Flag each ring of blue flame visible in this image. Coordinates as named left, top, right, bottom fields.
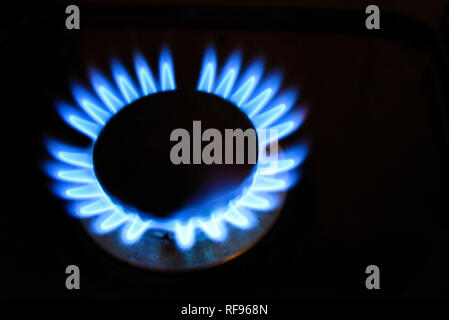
left=45, top=47, right=307, bottom=250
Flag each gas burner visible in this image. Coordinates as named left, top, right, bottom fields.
left=45, top=47, right=307, bottom=271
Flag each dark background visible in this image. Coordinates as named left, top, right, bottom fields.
left=1, top=1, right=449, bottom=302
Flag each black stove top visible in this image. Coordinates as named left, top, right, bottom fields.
left=1, top=2, right=449, bottom=306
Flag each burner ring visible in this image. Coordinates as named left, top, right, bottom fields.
left=45, top=46, right=307, bottom=271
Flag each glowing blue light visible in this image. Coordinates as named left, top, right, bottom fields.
left=76, top=197, right=114, bottom=217
left=197, top=47, right=217, bottom=93
left=45, top=46, right=307, bottom=250
left=71, top=84, right=112, bottom=125
left=197, top=213, right=227, bottom=241
left=93, top=209, right=129, bottom=234
left=259, top=144, right=308, bottom=176
left=159, top=47, right=176, bottom=91
left=241, top=73, right=282, bottom=117
left=46, top=139, right=92, bottom=167
left=253, top=89, right=298, bottom=129
left=236, top=191, right=273, bottom=210
left=45, top=163, right=95, bottom=183
left=56, top=102, right=101, bottom=139
left=175, top=220, right=196, bottom=250
left=230, top=59, right=264, bottom=106
left=134, top=52, right=157, bottom=95
left=120, top=214, right=151, bottom=245
left=90, top=69, right=125, bottom=112
left=215, top=51, right=242, bottom=98
left=222, top=204, right=252, bottom=228
left=258, top=110, right=306, bottom=148
left=111, top=59, right=140, bottom=103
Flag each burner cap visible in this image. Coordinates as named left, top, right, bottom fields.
left=93, top=90, right=258, bottom=219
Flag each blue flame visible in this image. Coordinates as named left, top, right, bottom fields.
left=90, top=70, right=125, bottom=112
left=134, top=52, right=157, bottom=95
left=230, top=59, right=264, bottom=107
left=111, top=59, right=140, bottom=103
left=45, top=47, right=307, bottom=250
left=215, top=51, right=242, bottom=98
left=159, top=47, right=176, bottom=91
left=197, top=46, right=217, bottom=93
